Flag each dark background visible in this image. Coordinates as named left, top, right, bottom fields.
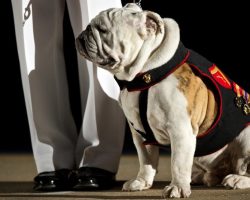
left=1, top=0, right=249, bottom=153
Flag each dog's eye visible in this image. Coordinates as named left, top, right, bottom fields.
left=97, top=26, right=108, bottom=34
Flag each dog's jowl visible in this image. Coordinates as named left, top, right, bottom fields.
left=76, top=3, right=250, bottom=198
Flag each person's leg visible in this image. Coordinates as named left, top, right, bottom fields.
left=11, top=0, right=78, bottom=190
left=66, top=0, right=125, bottom=189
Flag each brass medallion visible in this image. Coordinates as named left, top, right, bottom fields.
left=142, top=73, right=151, bottom=84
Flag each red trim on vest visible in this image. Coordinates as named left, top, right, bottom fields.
left=127, top=51, right=191, bottom=92
left=189, top=64, right=223, bottom=139
left=246, top=123, right=250, bottom=127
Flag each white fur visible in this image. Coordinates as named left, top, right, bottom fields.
left=120, top=75, right=196, bottom=197
left=77, top=4, right=250, bottom=198
left=122, top=123, right=159, bottom=191
left=142, top=18, right=180, bottom=73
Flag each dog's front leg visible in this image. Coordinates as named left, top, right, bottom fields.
left=123, top=123, right=159, bottom=191
left=163, top=122, right=196, bottom=198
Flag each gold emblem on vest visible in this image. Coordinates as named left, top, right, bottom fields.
left=142, top=74, right=151, bottom=84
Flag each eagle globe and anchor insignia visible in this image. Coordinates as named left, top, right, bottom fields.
left=142, top=73, right=152, bottom=83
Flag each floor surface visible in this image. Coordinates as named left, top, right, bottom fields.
left=0, top=154, right=250, bottom=200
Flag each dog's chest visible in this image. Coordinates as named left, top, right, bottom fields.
left=119, top=74, right=189, bottom=145
left=119, top=90, right=142, bottom=130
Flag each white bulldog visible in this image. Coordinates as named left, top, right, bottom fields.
left=76, top=3, right=250, bottom=198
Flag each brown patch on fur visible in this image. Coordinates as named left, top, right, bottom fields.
left=173, top=63, right=218, bottom=136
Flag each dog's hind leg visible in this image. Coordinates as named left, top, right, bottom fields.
left=122, top=124, right=159, bottom=191
left=222, top=174, right=250, bottom=189
left=222, top=125, right=250, bottom=189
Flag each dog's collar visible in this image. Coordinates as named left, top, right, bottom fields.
left=115, top=42, right=190, bottom=92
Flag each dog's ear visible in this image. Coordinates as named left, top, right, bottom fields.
left=145, top=11, right=164, bottom=35
left=135, top=11, right=164, bottom=40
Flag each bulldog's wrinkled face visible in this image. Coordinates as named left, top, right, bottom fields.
left=76, top=3, right=164, bottom=79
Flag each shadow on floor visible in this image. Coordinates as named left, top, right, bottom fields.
left=0, top=181, right=229, bottom=199
left=0, top=181, right=169, bottom=198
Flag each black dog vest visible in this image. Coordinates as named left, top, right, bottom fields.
left=116, top=42, right=250, bottom=157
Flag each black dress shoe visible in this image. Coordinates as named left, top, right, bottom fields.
left=72, top=167, right=116, bottom=190
left=33, top=169, right=72, bottom=191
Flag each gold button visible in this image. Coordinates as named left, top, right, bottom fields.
left=142, top=73, right=151, bottom=84
left=243, top=104, right=250, bottom=115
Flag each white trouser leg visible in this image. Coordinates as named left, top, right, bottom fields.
left=66, top=0, right=125, bottom=173
left=11, top=0, right=78, bottom=173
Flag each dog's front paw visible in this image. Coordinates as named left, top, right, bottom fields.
left=122, top=177, right=152, bottom=191
left=222, top=174, right=250, bottom=189
left=162, top=184, right=191, bottom=198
